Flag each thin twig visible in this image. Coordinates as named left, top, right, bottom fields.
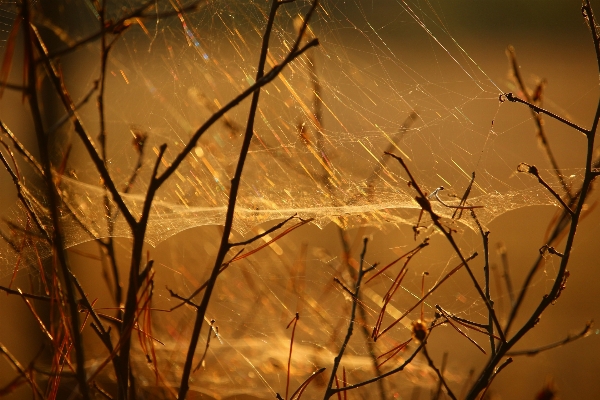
left=375, top=252, right=477, bottom=339
left=289, top=368, right=327, bottom=400
left=0, top=343, right=45, bottom=398
left=433, top=352, right=449, bottom=400
left=436, top=306, right=487, bottom=354
left=422, top=344, right=456, bottom=400
left=193, top=319, right=216, bottom=372
left=430, top=187, right=483, bottom=210
left=22, top=3, right=90, bottom=397
left=328, top=320, right=436, bottom=396
left=496, top=243, right=515, bottom=307
left=230, top=214, right=298, bottom=246
left=507, top=322, right=592, bottom=356
left=470, top=209, right=496, bottom=356
left=385, top=152, right=506, bottom=343
left=46, top=0, right=208, bottom=60
left=517, top=163, right=574, bottom=216
left=31, top=26, right=137, bottom=229
left=506, top=46, right=572, bottom=199
left=323, top=238, right=369, bottom=399
left=0, top=285, right=50, bottom=301
left=177, top=3, right=320, bottom=398
left=0, top=120, right=43, bottom=176
left=477, top=357, right=513, bottom=400
left=286, top=312, right=300, bottom=400
left=505, top=155, right=600, bottom=334
left=467, top=3, right=599, bottom=396
left=0, top=148, right=49, bottom=241
left=503, top=93, right=589, bottom=136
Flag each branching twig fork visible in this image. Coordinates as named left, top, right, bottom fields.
left=323, top=238, right=369, bottom=400
left=22, top=3, right=90, bottom=397
left=375, top=252, right=477, bottom=339
left=466, top=2, right=600, bottom=397
left=506, top=46, right=573, bottom=200
left=422, top=344, right=456, bottom=400
left=177, top=2, right=320, bottom=398
left=384, top=151, right=506, bottom=343
left=506, top=322, right=592, bottom=356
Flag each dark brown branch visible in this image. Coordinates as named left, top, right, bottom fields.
left=193, top=319, right=216, bottom=372
left=47, top=80, right=99, bottom=136
left=470, top=210, right=496, bottom=355
left=506, top=46, right=572, bottom=199
left=376, top=252, right=477, bottom=339
left=539, top=244, right=564, bottom=258
left=422, top=344, right=456, bottom=400
left=333, top=277, right=355, bottom=298
left=328, top=321, right=436, bottom=396
left=323, top=238, right=369, bottom=399
left=289, top=368, right=327, bottom=400
left=31, top=26, right=137, bottom=229
left=517, top=163, right=574, bottom=216
left=436, top=307, right=487, bottom=354
left=384, top=152, right=506, bottom=343
left=23, top=3, right=90, bottom=397
left=46, top=0, right=207, bottom=60
left=93, top=382, right=114, bottom=400
left=0, top=121, right=43, bottom=176
left=497, top=242, right=515, bottom=307
left=286, top=312, right=300, bottom=400
left=229, top=214, right=298, bottom=246
left=155, top=38, right=319, bottom=188
left=505, top=157, right=598, bottom=334
left=583, top=1, right=600, bottom=75
left=177, top=2, right=320, bottom=397
left=435, top=305, right=491, bottom=331
left=0, top=147, right=49, bottom=240
left=478, top=357, right=513, bottom=400
left=468, top=4, right=599, bottom=396
left=503, top=93, right=589, bottom=136
left=0, top=343, right=45, bottom=398
left=167, top=286, right=199, bottom=308
left=430, top=187, right=483, bottom=210
left=0, top=285, right=50, bottom=301
left=451, top=171, right=476, bottom=220
left=507, top=322, right=592, bottom=356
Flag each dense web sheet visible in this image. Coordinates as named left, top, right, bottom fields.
left=23, top=0, right=569, bottom=248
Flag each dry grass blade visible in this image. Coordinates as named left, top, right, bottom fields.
left=376, top=338, right=412, bottom=368
left=0, top=343, right=44, bottom=398
left=290, top=368, right=327, bottom=400
left=375, top=253, right=477, bottom=340
left=436, top=306, right=487, bottom=354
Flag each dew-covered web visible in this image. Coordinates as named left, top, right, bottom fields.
left=0, top=0, right=586, bottom=397
left=45, top=0, right=572, bottom=248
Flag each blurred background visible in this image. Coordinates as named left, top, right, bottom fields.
left=0, top=1, right=598, bottom=399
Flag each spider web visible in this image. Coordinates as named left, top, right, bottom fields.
left=44, top=0, right=573, bottom=249
left=0, top=1, right=592, bottom=398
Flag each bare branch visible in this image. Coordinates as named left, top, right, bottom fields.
left=503, top=93, right=590, bottom=136
left=517, top=163, right=574, bottom=216
left=507, top=322, right=592, bottom=356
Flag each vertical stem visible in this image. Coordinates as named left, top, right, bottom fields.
left=323, top=238, right=368, bottom=400
left=176, top=1, right=321, bottom=398
left=482, top=231, right=495, bottom=357
left=22, top=2, right=90, bottom=399
left=96, top=0, right=123, bottom=312
left=468, top=6, right=600, bottom=397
